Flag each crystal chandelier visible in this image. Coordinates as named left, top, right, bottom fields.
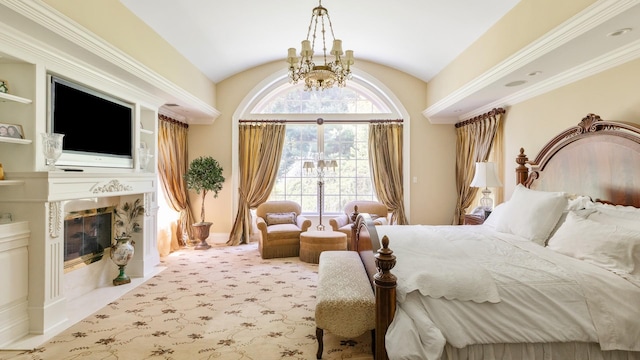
left=286, top=0, right=354, bottom=91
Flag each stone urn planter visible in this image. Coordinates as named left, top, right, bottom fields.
left=192, top=222, right=213, bottom=250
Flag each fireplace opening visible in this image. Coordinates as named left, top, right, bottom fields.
left=64, top=206, right=115, bottom=272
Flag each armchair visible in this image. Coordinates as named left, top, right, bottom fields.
left=329, top=200, right=388, bottom=249
left=256, top=200, right=311, bottom=259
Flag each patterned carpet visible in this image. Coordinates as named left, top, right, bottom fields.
left=0, top=243, right=373, bottom=360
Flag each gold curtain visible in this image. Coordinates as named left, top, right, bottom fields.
left=157, top=115, right=196, bottom=249
left=368, top=122, right=408, bottom=224
left=487, top=118, right=505, bottom=205
left=228, top=123, right=286, bottom=245
left=453, top=108, right=505, bottom=225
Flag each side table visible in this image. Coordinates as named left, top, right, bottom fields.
left=464, top=214, right=485, bottom=225
left=300, top=230, right=348, bottom=264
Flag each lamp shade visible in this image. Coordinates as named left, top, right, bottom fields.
left=470, top=162, right=502, bottom=188
left=303, top=161, right=315, bottom=172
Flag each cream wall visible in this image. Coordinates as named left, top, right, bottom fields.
left=188, top=59, right=459, bottom=233
left=501, top=57, right=640, bottom=199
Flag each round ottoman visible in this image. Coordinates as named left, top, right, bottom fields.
left=299, top=230, right=348, bottom=263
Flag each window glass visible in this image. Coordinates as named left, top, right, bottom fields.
left=252, top=84, right=390, bottom=114
left=270, top=123, right=376, bottom=214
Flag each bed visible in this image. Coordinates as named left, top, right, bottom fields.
left=352, top=113, right=640, bottom=360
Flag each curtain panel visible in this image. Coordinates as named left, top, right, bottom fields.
left=369, top=122, right=408, bottom=224
left=228, top=123, right=286, bottom=245
left=453, top=108, right=505, bottom=225
left=157, top=115, right=195, bottom=251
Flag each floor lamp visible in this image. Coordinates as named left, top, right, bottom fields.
left=470, top=161, right=502, bottom=214
left=304, top=156, right=337, bottom=231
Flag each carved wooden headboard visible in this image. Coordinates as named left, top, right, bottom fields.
left=516, top=113, right=640, bottom=207
left=353, top=113, right=640, bottom=360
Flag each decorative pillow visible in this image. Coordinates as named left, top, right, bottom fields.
left=494, top=184, right=567, bottom=245
left=265, top=212, right=297, bottom=226
left=547, top=212, right=640, bottom=279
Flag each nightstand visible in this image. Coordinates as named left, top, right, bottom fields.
left=464, top=214, right=485, bottom=225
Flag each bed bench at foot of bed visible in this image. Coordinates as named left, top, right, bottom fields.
left=315, top=250, right=376, bottom=359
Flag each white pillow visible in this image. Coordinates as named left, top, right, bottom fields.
left=587, top=211, right=640, bottom=233
left=495, top=184, right=567, bottom=245
left=548, top=208, right=595, bottom=239
left=547, top=212, right=640, bottom=279
left=586, top=202, right=640, bottom=219
left=483, top=202, right=506, bottom=228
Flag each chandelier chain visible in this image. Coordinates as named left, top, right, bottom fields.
left=320, top=13, right=328, bottom=66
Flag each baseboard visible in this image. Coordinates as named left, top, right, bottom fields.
left=210, top=232, right=229, bottom=244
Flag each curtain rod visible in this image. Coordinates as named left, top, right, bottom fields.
left=239, top=118, right=403, bottom=124
left=159, top=114, right=189, bottom=128
left=455, top=108, right=505, bottom=128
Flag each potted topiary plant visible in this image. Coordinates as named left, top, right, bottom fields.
left=185, top=156, right=225, bottom=250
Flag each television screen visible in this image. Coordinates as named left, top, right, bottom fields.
left=49, top=76, right=134, bottom=168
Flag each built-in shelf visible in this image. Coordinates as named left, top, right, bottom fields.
left=0, top=137, right=31, bottom=145
left=0, top=180, right=25, bottom=186
left=0, top=92, right=32, bottom=104
left=140, top=129, right=153, bottom=135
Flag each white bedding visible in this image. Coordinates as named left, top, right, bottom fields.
left=375, top=224, right=640, bottom=360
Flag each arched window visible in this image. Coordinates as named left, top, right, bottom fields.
left=252, top=82, right=390, bottom=115
left=235, top=72, right=407, bottom=216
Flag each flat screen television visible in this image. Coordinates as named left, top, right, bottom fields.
left=48, top=75, right=134, bottom=168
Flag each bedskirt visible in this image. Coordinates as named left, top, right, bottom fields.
left=441, top=343, right=640, bottom=360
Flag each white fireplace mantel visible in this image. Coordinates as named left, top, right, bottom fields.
left=1, top=171, right=156, bottom=202
left=0, top=170, right=160, bottom=349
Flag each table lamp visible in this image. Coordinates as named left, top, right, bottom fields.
left=470, top=161, right=502, bottom=211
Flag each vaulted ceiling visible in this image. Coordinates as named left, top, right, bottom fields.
left=120, top=0, right=640, bottom=124
left=120, top=0, right=522, bottom=84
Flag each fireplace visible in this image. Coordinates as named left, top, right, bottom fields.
left=64, top=206, right=115, bottom=273
left=0, top=171, right=159, bottom=347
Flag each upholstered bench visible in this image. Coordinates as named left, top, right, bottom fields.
left=315, top=251, right=375, bottom=359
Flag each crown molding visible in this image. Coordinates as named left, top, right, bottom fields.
left=2, top=0, right=220, bottom=122
left=460, top=38, right=640, bottom=121
left=423, top=0, right=639, bottom=123
left=0, top=19, right=165, bottom=108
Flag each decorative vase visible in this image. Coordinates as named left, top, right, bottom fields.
left=110, top=236, right=135, bottom=285
left=41, top=133, right=65, bottom=171
left=192, top=222, right=212, bottom=250
left=138, top=146, right=153, bottom=170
